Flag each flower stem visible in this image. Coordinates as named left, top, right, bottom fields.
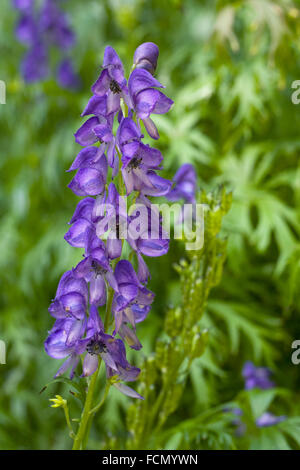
left=72, top=359, right=101, bottom=450
left=63, top=403, right=75, bottom=439
left=72, top=287, right=115, bottom=450
left=89, top=382, right=111, bottom=415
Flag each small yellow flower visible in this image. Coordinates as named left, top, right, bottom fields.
left=49, top=395, right=67, bottom=408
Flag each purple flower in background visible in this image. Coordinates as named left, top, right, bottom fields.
left=13, top=0, right=80, bottom=89
left=57, top=58, right=81, bottom=90
left=256, top=412, right=286, bottom=428
left=39, top=0, right=75, bottom=50
left=15, top=12, right=37, bottom=44
left=167, top=163, right=197, bottom=204
left=227, top=363, right=286, bottom=437
left=45, top=42, right=174, bottom=399
left=242, top=361, right=275, bottom=390
left=13, top=0, right=33, bottom=9
left=21, top=42, right=49, bottom=82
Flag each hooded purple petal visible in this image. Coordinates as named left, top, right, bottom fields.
left=74, top=117, right=99, bottom=146
left=68, top=167, right=105, bottom=197
left=64, top=218, right=92, bottom=248
left=133, top=42, right=159, bottom=75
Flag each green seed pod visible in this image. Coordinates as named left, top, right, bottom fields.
left=165, top=306, right=184, bottom=338
left=190, top=329, right=209, bottom=360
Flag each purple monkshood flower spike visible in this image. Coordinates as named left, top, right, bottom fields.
left=13, top=0, right=80, bottom=88
left=46, top=43, right=174, bottom=406
left=39, top=0, right=75, bottom=50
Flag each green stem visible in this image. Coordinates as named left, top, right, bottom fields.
left=63, top=403, right=75, bottom=439
left=72, top=359, right=101, bottom=450
left=72, top=287, right=115, bottom=450
left=89, top=383, right=111, bottom=415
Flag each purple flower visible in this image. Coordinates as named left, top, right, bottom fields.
left=45, top=316, right=86, bottom=378
left=68, top=197, right=94, bottom=223
left=167, top=164, right=197, bottom=204
left=15, top=13, right=37, bottom=45
left=256, top=412, right=286, bottom=428
left=82, top=306, right=143, bottom=399
left=128, top=68, right=173, bottom=139
left=242, top=361, right=275, bottom=390
left=112, top=261, right=154, bottom=350
left=57, top=58, right=81, bottom=90
left=68, top=153, right=107, bottom=197
left=46, top=42, right=173, bottom=401
left=48, top=270, right=88, bottom=321
left=93, top=183, right=126, bottom=259
left=117, top=117, right=171, bottom=195
left=67, top=147, right=103, bottom=172
left=133, top=42, right=159, bottom=75
left=74, top=116, right=117, bottom=170
left=13, top=0, right=34, bottom=10
left=127, top=195, right=170, bottom=260
left=73, top=230, right=118, bottom=307
left=91, top=46, right=129, bottom=116
left=13, top=0, right=79, bottom=87
left=64, top=197, right=95, bottom=248
left=21, top=42, right=49, bottom=82
left=39, top=0, right=75, bottom=50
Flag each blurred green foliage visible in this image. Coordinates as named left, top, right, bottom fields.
left=1, top=0, right=300, bottom=450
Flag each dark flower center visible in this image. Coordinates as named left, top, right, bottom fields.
left=91, top=260, right=107, bottom=277
left=127, top=157, right=142, bottom=172
left=86, top=339, right=107, bottom=355
left=110, top=80, right=121, bottom=94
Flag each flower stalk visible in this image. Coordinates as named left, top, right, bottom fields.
left=45, top=42, right=176, bottom=449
